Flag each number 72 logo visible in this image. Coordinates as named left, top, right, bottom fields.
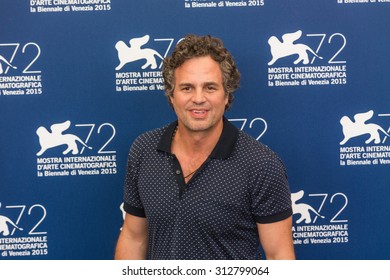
left=0, top=42, right=41, bottom=74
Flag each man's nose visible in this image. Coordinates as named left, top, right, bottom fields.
left=192, top=88, right=206, bottom=103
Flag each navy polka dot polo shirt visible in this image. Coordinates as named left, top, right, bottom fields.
left=123, top=117, right=292, bottom=259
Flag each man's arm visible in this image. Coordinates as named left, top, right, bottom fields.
left=114, top=213, right=148, bottom=260
left=257, top=216, right=295, bottom=260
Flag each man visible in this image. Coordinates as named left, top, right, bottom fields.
left=115, top=34, right=295, bottom=260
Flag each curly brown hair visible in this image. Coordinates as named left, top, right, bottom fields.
left=162, top=34, right=240, bottom=110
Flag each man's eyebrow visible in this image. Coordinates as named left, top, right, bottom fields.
left=176, top=81, right=220, bottom=88
left=204, top=81, right=219, bottom=86
left=177, top=82, right=193, bottom=87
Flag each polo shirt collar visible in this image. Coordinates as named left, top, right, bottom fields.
left=157, top=117, right=239, bottom=159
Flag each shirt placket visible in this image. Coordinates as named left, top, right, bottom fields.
left=169, top=154, right=185, bottom=258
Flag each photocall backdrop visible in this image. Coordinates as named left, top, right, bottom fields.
left=1, top=0, right=389, bottom=260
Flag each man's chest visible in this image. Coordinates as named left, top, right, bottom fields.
left=137, top=156, right=254, bottom=231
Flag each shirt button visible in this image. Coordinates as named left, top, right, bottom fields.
left=176, top=170, right=181, bottom=175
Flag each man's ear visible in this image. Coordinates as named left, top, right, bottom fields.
left=169, top=94, right=174, bottom=106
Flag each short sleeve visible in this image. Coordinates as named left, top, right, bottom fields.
left=251, top=151, right=292, bottom=224
left=123, top=137, right=146, bottom=218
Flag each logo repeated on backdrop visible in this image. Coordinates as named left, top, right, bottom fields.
left=339, top=110, right=390, bottom=166
left=267, top=30, right=347, bottom=87
left=114, top=35, right=180, bottom=93
left=29, top=0, right=112, bottom=13
left=0, top=42, right=43, bottom=96
left=183, top=0, right=265, bottom=9
left=228, top=117, right=268, bottom=140
left=0, top=202, right=49, bottom=258
left=35, top=120, right=117, bottom=177
left=291, top=190, right=349, bottom=246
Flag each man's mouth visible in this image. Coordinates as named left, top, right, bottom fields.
left=192, top=110, right=206, bottom=114
left=189, top=109, right=208, bottom=117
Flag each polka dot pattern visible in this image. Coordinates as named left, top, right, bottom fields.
left=123, top=119, right=292, bottom=259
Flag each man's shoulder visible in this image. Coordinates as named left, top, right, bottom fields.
left=235, top=130, right=285, bottom=164
left=236, top=130, right=273, bottom=154
left=234, top=132, right=288, bottom=178
left=136, top=125, right=167, bottom=142
left=131, top=124, right=171, bottom=151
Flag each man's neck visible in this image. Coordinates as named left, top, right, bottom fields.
left=172, top=120, right=223, bottom=158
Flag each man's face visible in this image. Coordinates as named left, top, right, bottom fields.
left=170, top=55, right=228, bottom=133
